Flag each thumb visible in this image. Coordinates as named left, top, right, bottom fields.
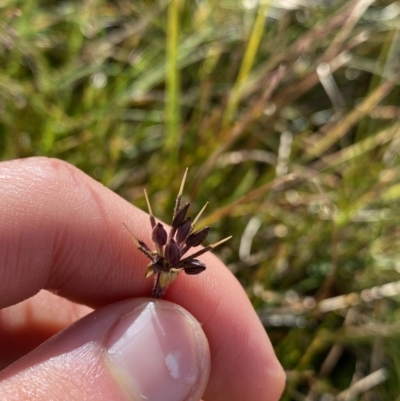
left=0, top=299, right=210, bottom=401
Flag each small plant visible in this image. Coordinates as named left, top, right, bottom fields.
left=124, top=168, right=231, bottom=298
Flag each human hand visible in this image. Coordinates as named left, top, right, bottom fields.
left=0, top=157, right=285, bottom=401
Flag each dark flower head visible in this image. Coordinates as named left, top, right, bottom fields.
left=179, top=259, right=206, bottom=275
left=186, top=227, right=210, bottom=248
left=164, top=238, right=180, bottom=265
left=172, top=202, right=190, bottom=229
left=176, top=217, right=191, bottom=245
left=151, top=222, right=167, bottom=247
left=124, top=168, right=231, bottom=299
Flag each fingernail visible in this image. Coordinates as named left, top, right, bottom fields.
left=106, top=301, right=210, bottom=401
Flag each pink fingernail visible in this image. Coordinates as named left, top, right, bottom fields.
left=106, top=301, right=210, bottom=401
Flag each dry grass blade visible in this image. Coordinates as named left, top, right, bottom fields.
left=305, top=71, right=400, bottom=160
left=314, top=121, right=400, bottom=170
left=200, top=173, right=296, bottom=226
left=262, top=0, right=369, bottom=74
left=337, top=369, right=388, bottom=401
left=323, top=0, right=376, bottom=60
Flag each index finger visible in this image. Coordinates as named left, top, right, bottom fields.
left=0, top=157, right=285, bottom=401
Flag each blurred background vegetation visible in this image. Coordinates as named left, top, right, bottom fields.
left=1, top=0, right=400, bottom=399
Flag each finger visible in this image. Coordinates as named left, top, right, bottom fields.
left=0, top=290, right=92, bottom=369
left=0, top=298, right=210, bottom=401
left=0, top=157, right=285, bottom=401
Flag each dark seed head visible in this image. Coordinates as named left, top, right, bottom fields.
left=126, top=168, right=232, bottom=300
left=179, top=259, right=206, bottom=275
left=151, top=222, right=168, bottom=247
left=176, top=217, right=192, bottom=244
left=164, top=238, right=180, bottom=265
left=172, top=202, right=190, bottom=229
left=185, top=226, right=210, bottom=248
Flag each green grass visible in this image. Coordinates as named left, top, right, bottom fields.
left=1, top=0, right=400, bottom=399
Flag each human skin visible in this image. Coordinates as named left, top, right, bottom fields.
left=0, top=157, right=285, bottom=401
